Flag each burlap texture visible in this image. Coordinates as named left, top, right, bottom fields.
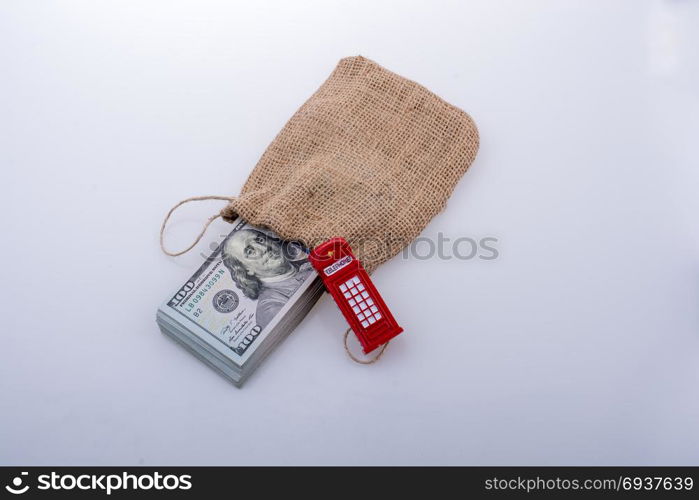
left=220, top=56, right=479, bottom=272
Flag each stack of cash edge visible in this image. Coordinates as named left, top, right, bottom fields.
left=157, top=217, right=323, bottom=387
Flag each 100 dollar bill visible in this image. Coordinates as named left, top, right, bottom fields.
left=161, top=218, right=318, bottom=366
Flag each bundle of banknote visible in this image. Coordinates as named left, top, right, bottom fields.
left=157, top=217, right=323, bottom=386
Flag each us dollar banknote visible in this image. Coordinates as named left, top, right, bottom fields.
left=157, top=218, right=323, bottom=385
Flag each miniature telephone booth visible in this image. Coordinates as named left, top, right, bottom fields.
left=309, top=238, right=403, bottom=353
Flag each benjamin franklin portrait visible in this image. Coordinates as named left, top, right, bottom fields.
left=221, top=227, right=313, bottom=330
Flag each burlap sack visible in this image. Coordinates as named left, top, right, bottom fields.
left=219, top=56, right=479, bottom=272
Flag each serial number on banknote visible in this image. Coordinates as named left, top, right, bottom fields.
left=183, top=269, right=226, bottom=314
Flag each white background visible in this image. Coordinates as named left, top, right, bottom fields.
left=1, top=0, right=698, bottom=465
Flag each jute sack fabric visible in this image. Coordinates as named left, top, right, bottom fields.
left=219, top=56, right=479, bottom=272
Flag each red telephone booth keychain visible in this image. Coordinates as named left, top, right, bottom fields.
left=309, top=238, right=404, bottom=354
